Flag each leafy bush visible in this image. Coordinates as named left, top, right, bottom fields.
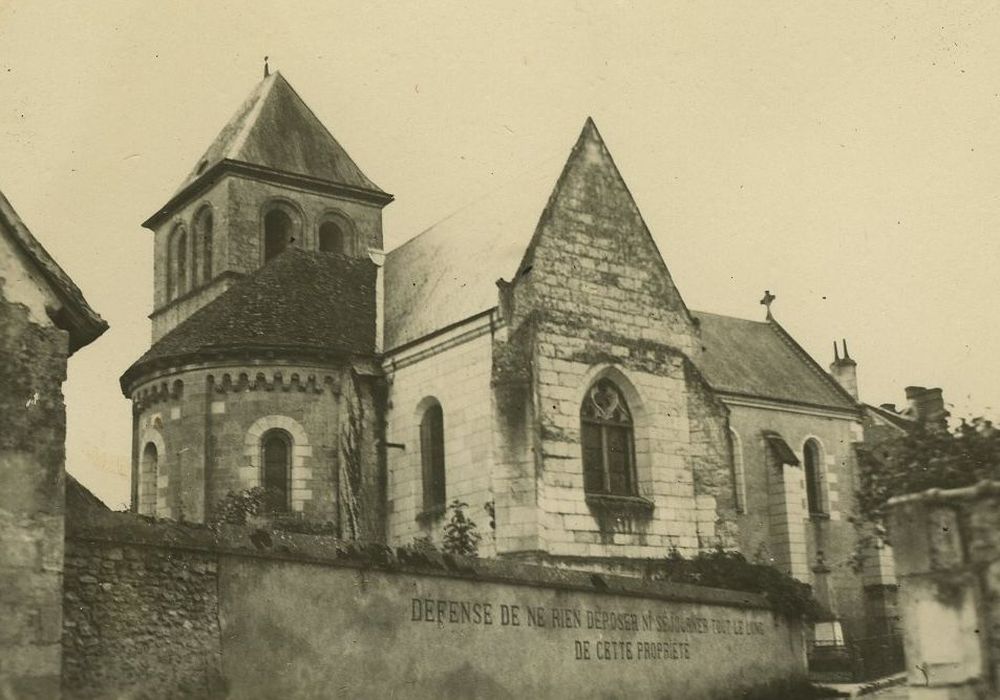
left=210, top=487, right=268, bottom=526
left=656, top=547, right=823, bottom=620
left=209, top=487, right=336, bottom=535
left=442, top=500, right=480, bottom=557
left=857, top=417, right=1000, bottom=530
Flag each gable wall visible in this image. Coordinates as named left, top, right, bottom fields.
left=0, top=232, right=70, bottom=697
left=500, top=129, right=736, bottom=564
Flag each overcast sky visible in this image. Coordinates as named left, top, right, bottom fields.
left=3, top=1, right=998, bottom=507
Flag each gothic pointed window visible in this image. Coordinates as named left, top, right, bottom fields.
left=804, top=438, right=825, bottom=516
left=419, top=402, right=446, bottom=512
left=264, top=209, right=295, bottom=262
left=581, top=379, right=636, bottom=496
left=261, top=429, right=291, bottom=513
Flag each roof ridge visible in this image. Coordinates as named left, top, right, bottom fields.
left=386, top=153, right=565, bottom=257
left=0, top=186, right=108, bottom=353
left=226, top=72, right=278, bottom=160
left=765, top=317, right=860, bottom=408
left=690, top=308, right=769, bottom=325
left=270, top=73, right=384, bottom=194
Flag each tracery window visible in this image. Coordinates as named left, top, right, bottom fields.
left=581, top=379, right=636, bottom=496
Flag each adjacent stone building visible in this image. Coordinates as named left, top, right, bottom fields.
left=121, top=71, right=901, bottom=646
left=0, top=188, right=107, bottom=698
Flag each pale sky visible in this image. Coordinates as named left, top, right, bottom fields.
left=2, top=1, right=998, bottom=507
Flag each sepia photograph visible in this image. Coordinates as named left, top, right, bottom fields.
left=2, top=2, right=999, bottom=698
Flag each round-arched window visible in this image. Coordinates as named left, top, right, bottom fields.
left=318, top=220, right=345, bottom=253
left=195, top=206, right=214, bottom=283
left=804, top=438, right=825, bottom=516
left=261, top=429, right=291, bottom=513
left=419, top=401, right=446, bottom=511
left=264, top=209, right=295, bottom=262
left=140, top=442, right=158, bottom=516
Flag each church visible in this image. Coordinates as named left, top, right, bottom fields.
left=120, top=70, right=896, bottom=646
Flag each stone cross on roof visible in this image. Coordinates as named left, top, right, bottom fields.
left=760, top=289, right=776, bottom=319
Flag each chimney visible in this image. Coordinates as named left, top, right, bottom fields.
left=829, top=339, right=858, bottom=400
left=904, top=386, right=949, bottom=428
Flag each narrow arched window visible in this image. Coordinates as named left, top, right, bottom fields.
left=318, top=220, right=344, bottom=253
left=261, top=429, right=291, bottom=513
left=804, top=439, right=825, bottom=516
left=264, top=209, right=294, bottom=262
left=581, top=379, right=636, bottom=496
left=140, top=442, right=158, bottom=516
left=731, top=428, right=747, bottom=514
left=195, top=207, right=213, bottom=282
left=419, top=402, right=446, bottom=511
left=168, top=226, right=188, bottom=299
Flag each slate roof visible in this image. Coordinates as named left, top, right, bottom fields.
left=691, top=311, right=857, bottom=411
left=384, top=120, right=856, bottom=413
left=0, top=186, right=108, bottom=353
left=145, top=72, right=390, bottom=227
left=66, top=473, right=110, bottom=515
left=121, top=248, right=376, bottom=391
left=180, top=71, right=384, bottom=195
left=384, top=154, right=566, bottom=349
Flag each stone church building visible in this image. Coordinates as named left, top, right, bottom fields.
left=121, top=71, right=896, bottom=644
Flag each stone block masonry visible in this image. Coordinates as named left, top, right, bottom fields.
left=0, top=250, right=72, bottom=699
left=62, top=510, right=808, bottom=699
left=888, top=481, right=1000, bottom=699
left=62, top=539, right=223, bottom=698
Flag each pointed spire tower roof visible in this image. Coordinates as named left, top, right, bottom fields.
left=144, top=71, right=391, bottom=228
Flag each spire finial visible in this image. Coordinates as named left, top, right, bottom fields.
left=842, top=339, right=850, bottom=360
left=760, top=290, right=776, bottom=319
left=264, top=56, right=270, bottom=78
left=833, top=341, right=840, bottom=362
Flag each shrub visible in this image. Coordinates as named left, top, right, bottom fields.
left=656, top=547, right=823, bottom=620
left=442, top=500, right=480, bottom=557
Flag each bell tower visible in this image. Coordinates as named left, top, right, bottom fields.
left=141, top=70, right=393, bottom=341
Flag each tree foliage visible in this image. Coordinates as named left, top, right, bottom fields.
left=856, top=417, right=1000, bottom=531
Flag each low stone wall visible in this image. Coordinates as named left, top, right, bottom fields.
left=888, top=481, right=1000, bottom=699
left=64, top=511, right=807, bottom=699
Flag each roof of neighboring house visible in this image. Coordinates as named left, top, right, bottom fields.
left=0, top=186, right=108, bottom=353
left=121, top=248, right=376, bottom=392
left=145, top=72, right=391, bottom=227
left=66, top=473, right=110, bottom=516
left=692, top=311, right=857, bottom=411
left=863, top=402, right=917, bottom=432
